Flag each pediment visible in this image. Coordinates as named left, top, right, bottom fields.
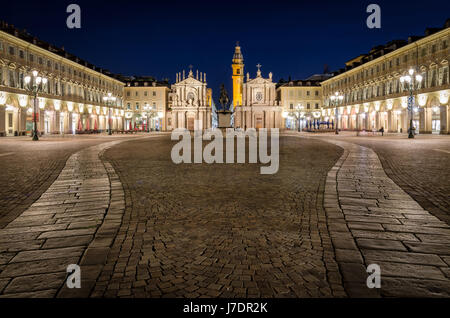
left=175, top=76, right=203, bottom=86
left=246, top=77, right=272, bottom=85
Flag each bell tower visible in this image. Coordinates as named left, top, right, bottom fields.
left=231, top=42, right=244, bottom=107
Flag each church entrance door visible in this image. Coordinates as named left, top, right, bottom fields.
left=187, top=117, right=195, bottom=130
left=255, top=117, right=263, bottom=129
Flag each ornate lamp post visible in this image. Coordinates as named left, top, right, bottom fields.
left=330, top=91, right=344, bottom=135
left=24, top=71, right=47, bottom=141
left=400, top=68, right=422, bottom=139
left=103, top=92, right=116, bottom=135
left=294, top=104, right=304, bottom=132
left=144, top=103, right=153, bottom=132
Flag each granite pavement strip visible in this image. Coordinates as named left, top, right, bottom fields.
left=318, top=137, right=450, bottom=297
left=0, top=135, right=165, bottom=297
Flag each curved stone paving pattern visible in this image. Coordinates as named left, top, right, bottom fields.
left=88, top=136, right=346, bottom=298
left=322, top=139, right=450, bottom=297
left=1, top=133, right=449, bottom=297
left=0, top=138, right=134, bottom=297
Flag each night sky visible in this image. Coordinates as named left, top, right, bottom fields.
left=2, top=0, right=449, bottom=99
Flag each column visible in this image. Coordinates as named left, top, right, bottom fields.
left=0, top=105, right=5, bottom=136
left=18, top=108, right=27, bottom=135
left=39, top=109, right=45, bottom=135
left=67, top=112, right=73, bottom=134
left=440, top=105, right=449, bottom=134
left=55, top=111, right=61, bottom=134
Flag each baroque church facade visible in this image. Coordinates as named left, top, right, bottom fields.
left=166, top=68, right=211, bottom=131
left=231, top=44, right=283, bottom=129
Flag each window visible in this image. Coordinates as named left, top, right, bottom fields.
left=126, top=91, right=130, bottom=97
left=306, top=91, right=310, bottom=96
left=431, top=44, right=436, bottom=54
left=135, top=91, right=138, bottom=96
left=47, top=60, right=51, bottom=68
left=315, top=91, right=319, bottom=96
left=127, top=103, right=131, bottom=110
left=152, top=91, right=156, bottom=96
left=289, top=103, right=293, bottom=109
left=9, top=46, right=15, bottom=55
left=306, top=103, right=310, bottom=109
left=9, top=70, right=15, bottom=87
left=315, top=103, right=319, bottom=109
left=421, top=48, right=427, bottom=57
left=55, top=63, right=59, bottom=70
left=144, top=91, right=148, bottom=96
left=39, top=57, right=43, bottom=65
left=0, top=41, right=2, bottom=50
left=135, top=102, right=139, bottom=110
left=19, top=50, right=24, bottom=58
left=29, top=54, right=34, bottom=62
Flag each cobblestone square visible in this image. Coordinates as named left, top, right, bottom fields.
left=0, top=132, right=449, bottom=298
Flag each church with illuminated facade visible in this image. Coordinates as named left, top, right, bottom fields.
left=231, top=44, right=283, bottom=129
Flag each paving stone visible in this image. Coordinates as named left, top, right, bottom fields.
left=0, top=257, right=79, bottom=277
left=3, top=272, right=66, bottom=294
left=362, top=250, right=447, bottom=266
left=356, top=238, right=407, bottom=251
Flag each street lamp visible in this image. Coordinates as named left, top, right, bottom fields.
left=24, top=70, right=48, bottom=141
left=103, top=92, right=116, bottom=135
left=294, top=104, right=304, bottom=132
left=330, top=91, right=344, bottom=135
left=144, top=103, right=153, bottom=132
left=400, top=68, right=422, bottom=139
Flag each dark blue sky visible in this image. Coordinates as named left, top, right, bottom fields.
left=2, top=0, right=449, bottom=99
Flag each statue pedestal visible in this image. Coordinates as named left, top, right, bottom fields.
left=217, top=110, right=232, bottom=128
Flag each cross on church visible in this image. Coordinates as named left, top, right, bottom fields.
left=188, top=64, right=193, bottom=71
left=256, top=63, right=262, bottom=71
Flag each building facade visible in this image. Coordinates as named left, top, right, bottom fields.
left=123, top=77, right=170, bottom=131
left=233, top=63, right=282, bottom=129
left=0, top=22, right=124, bottom=136
left=167, top=68, right=211, bottom=130
left=321, top=21, right=450, bottom=134
left=277, top=79, right=323, bottom=130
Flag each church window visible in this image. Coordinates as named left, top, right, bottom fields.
left=144, top=91, right=148, bottom=96
left=135, top=91, right=138, bottom=96
left=153, top=91, right=156, bottom=96
left=315, top=103, right=319, bottom=109
left=136, top=102, right=139, bottom=110
left=307, top=103, right=310, bottom=109
left=315, top=91, right=319, bottom=96
left=306, top=91, right=310, bottom=96
left=290, top=104, right=293, bottom=109
left=127, top=103, right=131, bottom=110
left=126, top=91, right=130, bottom=97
